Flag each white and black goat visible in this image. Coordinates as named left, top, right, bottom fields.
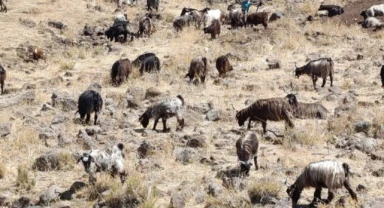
left=236, top=132, right=259, bottom=177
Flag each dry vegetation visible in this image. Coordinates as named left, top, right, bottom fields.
left=0, top=0, right=383, bottom=207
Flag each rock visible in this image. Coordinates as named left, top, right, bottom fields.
left=372, top=167, right=384, bottom=177
left=267, top=59, right=281, bottom=69
left=77, top=129, right=97, bottom=149
left=269, top=12, right=284, bottom=22
left=187, top=102, right=213, bottom=114
left=334, top=104, right=356, bottom=117
left=375, top=125, right=384, bottom=139
left=356, top=184, right=367, bottom=192
left=335, top=136, right=359, bottom=150
left=20, top=18, right=36, bottom=28
left=206, top=109, right=221, bottom=121
left=33, top=149, right=74, bottom=171
left=341, top=93, right=356, bottom=104
left=371, top=151, right=384, bottom=161
left=48, top=21, right=67, bottom=30
left=169, top=193, right=185, bottom=208
left=222, top=176, right=247, bottom=191
left=58, top=134, right=73, bottom=147
left=87, top=83, right=102, bottom=93
left=208, top=183, right=223, bottom=197
left=0, top=123, right=12, bottom=138
left=51, top=115, right=68, bottom=125
left=195, top=192, right=205, bottom=204
left=12, top=197, right=32, bottom=208
left=136, top=158, right=163, bottom=173
left=356, top=138, right=378, bottom=153
left=145, top=87, right=162, bottom=99
left=38, top=185, right=63, bottom=205
left=0, top=90, right=35, bottom=108
left=127, top=87, right=145, bottom=100
left=83, top=25, right=95, bottom=36
left=263, top=131, right=277, bottom=141
left=357, top=54, right=364, bottom=60
left=127, top=98, right=141, bottom=109
left=51, top=91, right=77, bottom=112
left=39, top=127, right=57, bottom=141
left=326, top=93, right=338, bottom=101
left=184, top=134, right=207, bottom=148
left=174, top=147, right=199, bottom=164
left=85, top=126, right=102, bottom=136
left=107, top=45, right=123, bottom=53
left=41, top=104, right=54, bottom=111
left=363, top=197, right=384, bottom=208
left=137, top=140, right=154, bottom=158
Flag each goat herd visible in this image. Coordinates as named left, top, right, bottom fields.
left=2, top=0, right=384, bottom=207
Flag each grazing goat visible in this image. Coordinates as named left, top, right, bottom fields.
left=181, top=8, right=205, bottom=29
left=287, top=160, right=358, bottom=207
left=137, top=16, right=152, bottom=37
left=185, top=56, right=208, bottom=83
left=361, top=4, right=384, bottom=18
left=203, top=19, right=220, bottom=39
left=362, top=17, right=383, bottom=29
left=105, top=22, right=134, bottom=42
left=235, top=94, right=298, bottom=133
left=78, top=143, right=126, bottom=184
left=228, top=8, right=244, bottom=29
left=293, top=102, right=328, bottom=119
left=295, top=58, right=334, bottom=90
left=139, top=55, right=160, bottom=75
left=147, top=0, right=159, bottom=11
left=318, top=5, right=344, bottom=17
left=111, top=58, right=132, bottom=86
left=245, top=12, right=268, bottom=29
left=236, top=132, right=259, bottom=177
left=139, top=95, right=185, bottom=132
left=216, top=55, right=233, bottom=77
left=132, top=52, right=156, bottom=67
left=28, top=46, right=46, bottom=61
left=381, top=65, right=384, bottom=87
left=0, top=64, right=6, bottom=94
left=201, top=8, right=225, bottom=27
left=0, top=0, right=7, bottom=13
left=76, top=90, right=103, bottom=125
left=173, top=14, right=195, bottom=32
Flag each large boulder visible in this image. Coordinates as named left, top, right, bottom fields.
left=38, top=185, right=64, bottom=205
left=0, top=90, right=35, bottom=108
left=0, top=123, right=12, bottom=138
left=33, top=149, right=75, bottom=171
left=51, top=91, right=77, bottom=112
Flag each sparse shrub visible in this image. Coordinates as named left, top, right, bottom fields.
left=0, top=162, right=6, bottom=179
left=16, top=165, right=35, bottom=191
left=60, top=60, right=75, bottom=70
left=248, top=179, right=281, bottom=205
left=164, top=13, right=175, bottom=23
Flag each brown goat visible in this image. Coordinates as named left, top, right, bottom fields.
left=216, top=55, right=233, bottom=77
left=203, top=19, right=220, bottom=39
left=0, top=64, right=6, bottom=94
left=245, top=12, right=268, bottom=29
left=293, top=102, right=329, bottom=119
left=185, top=56, right=208, bottom=83
left=235, top=94, right=298, bottom=133
left=295, top=58, right=334, bottom=90
left=111, top=58, right=132, bottom=86
left=27, top=46, right=46, bottom=61
left=137, top=16, right=152, bottom=38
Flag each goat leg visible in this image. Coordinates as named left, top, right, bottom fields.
left=344, top=181, right=358, bottom=201
left=162, top=118, right=170, bottom=132
left=321, top=76, right=327, bottom=88
left=153, top=119, right=159, bottom=130
left=94, top=112, right=98, bottom=125
left=310, top=187, right=322, bottom=206
left=254, top=156, right=258, bottom=170
left=86, top=114, right=91, bottom=124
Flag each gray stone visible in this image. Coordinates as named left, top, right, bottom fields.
left=51, top=115, right=68, bottom=125
left=372, top=167, right=384, bottom=177
left=356, top=138, right=378, bottom=153
left=371, top=151, right=384, bottom=161
left=85, top=126, right=102, bottom=136
left=174, top=147, right=199, bottom=164
left=38, top=185, right=63, bottom=205
left=145, top=87, right=163, bottom=99
left=222, top=176, right=247, bottom=191
left=0, top=123, right=12, bottom=138
left=187, top=102, right=213, bottom=114
left=39, top=127, right=57, bottom=141
left=335, top=136, right=359, bottom=150
left=12, top=197, right=31, bottom=208
left=33, top=149, right=74, bottom=171
left=127, top=98, right=141, bottom=109
left=208, top=183, right=223, bottom=197
left=78, top=129, right=97, bottom=149
left=137, top=140, right=154, bottom=159
left=0, top=90, right=35, bottom=109
left=87, top=83, right=102, bottom=93
left=127, top=87, right=145, bottom=100
left=375, top=125, right=384, bottom=139
left=51, top=91, right=77, bottom=112
left=41, top=104, right=54, bottom=111
left=185, top=134, right=207, bottom=148
left=267, top=59, right=281, bottom=69
left=170, top=193, right=185, bottom=208
left=363, top=197, right=384, bottom=208
left=206, top=109, right=221, bottom=121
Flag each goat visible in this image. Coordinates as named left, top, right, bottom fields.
left=147, top=0, right=159, bottom=11
left=137, top=16, right=152, bottom=37
left=287, top=160, right=358, bottom=207
left=235, top=94, right=298, bottom=134
left=139, top=95, right=185, bottom=132
left=293, top=102, right=329, bottom=119
left=216, top=55, right=233, bottom=77
left=228, top=7, right=244, bottom=29
left=361, top=4, right=384, bottom=19
left=27, top=46, right=46, bottom=61
left=0, top=64, right=6, bottom=94
left=139, top=55, right=160, bottom=75
left=236, top=132, right=259, bottom=177
left=180, top=7, right=197, bottom=16
left=173, top=14, right=195, bottom=32
left=381, top=65, right=384, bottom=87
left=114, top=14, right=129, bottom=24
left=203, top=19, right=220, bottom=39
left=362, top=17, right=383, bottom=29
left=76, top=90, right=103, bottom=125
left=245, top=12, right=268, bottom=29
left=185, top=56, right=208, bottom=83
left=132, top=52, right=156, bottom=67
left=201, top=8, right=225, bottom=27
left=318, top=5, right=344, bottom=17
left=111, top=58, right=132, bottom=86
left=105, top=22, right=135, bottom=42
left=181, top=8, right=205, bottom=29
left=78, top=143, right=126, bottom=184
left=0, top=0, right=7, bottom=13
left=295, top=58, right=334, bottom=90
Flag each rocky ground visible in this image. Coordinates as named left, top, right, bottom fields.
left=0, top=0, right=384, bottom=207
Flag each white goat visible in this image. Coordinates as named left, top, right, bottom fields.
left=365, top=4, right=384, bottom=17
left=78, top=143, right=126, bottom=184
left=362, top=17, right=383, bottom=29
left=202, top=8, right=225, bottom=27
left=287, top=160, right=358, bottom=207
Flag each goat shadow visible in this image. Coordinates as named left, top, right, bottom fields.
left=133, top=128, right=171, bottom=134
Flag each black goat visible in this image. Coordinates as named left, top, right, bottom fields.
left=76, top=90, right=103, bottom=125
left=139, top=55, right=161, bottom=75
left=0, top=64, right=6, bottom=94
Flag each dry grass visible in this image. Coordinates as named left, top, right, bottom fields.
left=248, top=178, right=281, bottom=205
left=16, top=165, right=35, bottom=191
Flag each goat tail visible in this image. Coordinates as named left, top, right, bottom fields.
left=177, top=95, right=185, bottom=106
left=202, top=57, right=208, bottom=67
left=117, top=143, right=124, bottom=151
